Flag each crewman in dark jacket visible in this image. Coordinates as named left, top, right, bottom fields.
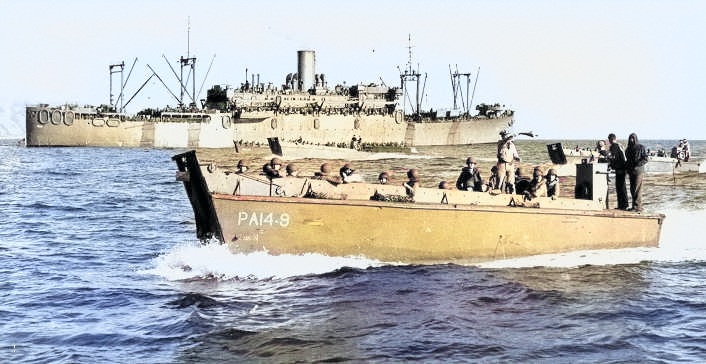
left=625, top=133, right=649, bottom=212
left=456, top=157, right=484, bottom=192
left=608, top=133, right=628, bottom=210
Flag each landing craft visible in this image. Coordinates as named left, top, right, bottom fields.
left=173, top=150, right=664, bottom=265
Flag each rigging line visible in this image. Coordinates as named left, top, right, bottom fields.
left=123, top=73, right=154, bottom=109
left=146, top=64, right=181, bottom=105
left=117, top=58, right=138, bottom=112
left=162, top=54, right=193, bottom=103
left=197, top=54, right=216, bottom=101
left=470, top=66, right=480, bottom=111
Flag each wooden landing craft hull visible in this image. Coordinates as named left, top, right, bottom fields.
left=212, top=194, right=662, bottom=264
left=173, top=151, right=664, bottom=265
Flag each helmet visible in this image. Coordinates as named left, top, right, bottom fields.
left=407, top=168, right=419, bottom=181
left=286, top=163, right=298, bottom=174
left=320, top=163, right=332, bottom=173
left=271, top=158, right=283, bottom=166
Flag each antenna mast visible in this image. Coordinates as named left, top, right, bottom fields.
left=450, top=65, right=472, bottom=114
left=180, top=17, right=196, bottom=109
left=399, top=34, right=426, bottom=118
left=109, top=61, right=125, bottom=111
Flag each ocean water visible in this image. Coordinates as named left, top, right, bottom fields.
left=1, top=139, right=706, bottom=363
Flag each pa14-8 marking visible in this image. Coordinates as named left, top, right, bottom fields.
left=238, top=211, right=290, bottom=227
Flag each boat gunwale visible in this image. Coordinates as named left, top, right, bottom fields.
left=211, top=192, right=665, bottom=222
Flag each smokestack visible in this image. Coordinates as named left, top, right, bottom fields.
left=297, top=50, right=316, bottom=92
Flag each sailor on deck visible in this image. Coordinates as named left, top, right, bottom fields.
left=495, top=131, right=520, bottom=194
left=608, top=133, right=628, bottom=210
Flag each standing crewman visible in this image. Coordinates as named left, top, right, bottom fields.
left=495, top=131, right=520, bottom=194
left=607, top=133, right=628, bottom=210
left=625, top=133, right=649, bottom=212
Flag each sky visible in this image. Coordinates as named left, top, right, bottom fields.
left=1, top=0, right=704, bottom=140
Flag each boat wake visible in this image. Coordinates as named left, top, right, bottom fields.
left=479, top=207, right=706, bottom=269
left=144, top=241, right=382, bottom=281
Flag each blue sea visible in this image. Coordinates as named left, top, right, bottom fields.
left=2, top=139, right=706, bottom=363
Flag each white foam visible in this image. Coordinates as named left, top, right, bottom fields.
left=142, top=241, right=382, bottom=281
left=479, top=208, right=706, bottom=269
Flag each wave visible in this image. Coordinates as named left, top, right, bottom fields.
left=142, top=241, right=382, bottom=281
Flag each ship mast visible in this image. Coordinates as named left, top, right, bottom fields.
left=180, top=17, right=197, bottom=109
left=399, top=34, right=426, bottom=119
left=109, top=62, right=124, bottom=112
left=449, top=64, right=471, bottom=114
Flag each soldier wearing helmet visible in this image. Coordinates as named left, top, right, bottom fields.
left=262, top=157, right=283, bottom=179
left=403, top=168, right=420, bottom=198
left=377, top=172, right=389, bottom=185
left=456, top=157, right=484, bottom=192
left=285, top=163, right=300, bottom=177
left=236, top=159, right=249, bottom=174
left=339, top=163, right=355, bottom=183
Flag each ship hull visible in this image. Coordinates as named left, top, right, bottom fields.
left=26, top=105, right=513, bottom=148
left=25, top=106, right=236, bottom=148
left=235, top=112, right=513, bottom=146
left=212, top=194, right=662, bottom=264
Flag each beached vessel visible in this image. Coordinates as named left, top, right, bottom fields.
left=25, top=48, right=514, bottom=149
left=172, top=150, right=664, bottom=265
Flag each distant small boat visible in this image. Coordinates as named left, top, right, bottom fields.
left=173, top=150, right=664, bottom=265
